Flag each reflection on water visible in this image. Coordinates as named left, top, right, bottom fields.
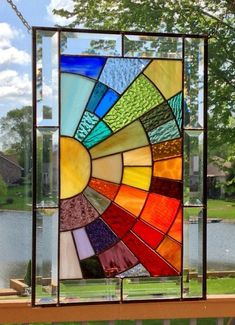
left=0, top=211, right=235, bottom=288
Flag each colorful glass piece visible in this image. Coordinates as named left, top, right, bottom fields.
left=168, top=207, right=182, bottom=243
left=60, top=194, right=99, bottom=231
left=95, top=89, right=119, bottom=118
left=122, top=167, right=152, bottom=191
left=153, top=157, right=182, bottom=180
left=85, top=218, right=117, bottom=254
left=99, top=241, right=138, bottom=277
left=156, top=236, right=182, bottom=271
left=83, top=187, right=110, bottom=214
left=80, top=256, right=105, bottom=278
left=150, top=177, right=182, bottom=200
left=92, top=154, right=122, bottom=184
left=118, top=263, right=150, bottom=277
left=148, top=119, right=180, bottom=144
left=143, top=60, right=182, bottom=99
left=75, top=111, right=99, bottom=141
left=89, top=178, right=119, bottom=200
left=87, top=82, right=107, bottom=112
left=61, top=73, right=95, bottom=136
left=83, top=121, right=112, bottom=149
left=123, top=146, right=152, bottom=166
left=99, top=58, right=150, bottom=93
left=132, top=220, right=164, bottom=249
left=60, top=55, right=106, bottom=79
left=152, top=138, right=182, bottom=161
left=104, top=74, right=164, bottom=132
left=168, top=92, right=182, bottom=129
left=73, top=227, right=95, bottom=260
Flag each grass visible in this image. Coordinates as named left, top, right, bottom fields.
left=0, top=184, right=31, bottom=211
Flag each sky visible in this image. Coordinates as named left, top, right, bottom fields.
left=0, top=0, right=75, bottom=118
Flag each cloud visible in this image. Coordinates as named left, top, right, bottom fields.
left=47, top=0, right=75, bottom=25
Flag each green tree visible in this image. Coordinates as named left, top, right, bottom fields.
left=0, top=175, right=7, bottom=197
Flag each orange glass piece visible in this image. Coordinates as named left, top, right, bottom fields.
left=141, top=193, right=180, bottom=233
left=156, top=236, right=182, bottom=272
left=89, top=178, right=119, bottom=200
left=115, top=184, right=148, bottom=217
left=152, top=138, right=182, bottom=161
left=168, top=207, right=182, bottom=243
left=153, top=157, right=182, bottom=180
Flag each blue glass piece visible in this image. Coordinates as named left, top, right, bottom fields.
left=87, top=82, right=107, bottom=112
left=168, top=92, right=182, bottom=129
left=61, top=73, right=95, bottom=136
left=148, top=119, right=180, bottom=144
left=75, top=111, right=99, bottom=141
left=95, top=89, right=119, bottom=118
left=99, top=58, right=150, bottom=93
left=86, top=218, right=117, bottom=254
left=83, top=121, right=112, bottom=149
left=61, top=55, right=106, bottom=79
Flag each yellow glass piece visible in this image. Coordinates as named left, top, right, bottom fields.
left=60, top=136, right=91, bottom=199
left=92, top=153, right=122, bottom=184
left=122, top=167, right=152, bottom=191
left=90, top=120, right=148, bottom=159
left=144, top=60, right=182, bottom=99
left=123, top=146, right=152, bottom=166
left=60, top=231, right=83, bottom=279
left=154, top=157, right=182, bottom=180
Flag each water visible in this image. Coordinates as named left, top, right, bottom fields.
left=0, top=211, right=235, bottom=288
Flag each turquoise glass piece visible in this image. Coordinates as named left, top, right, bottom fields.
left=87, top=82, right=107, bottom=112
left=75, top=111, right=99, bottom=141
left=168, top=92, right=182, bottom=129
left=83, top=121, right=112, bottom=148
left=148, top=120, right=180, bottom=144
left=99, top=58, right=150, bottom=93
left=95, top=89, right=119, bottom=118
left=60, top=55, right=106, bottom=79
left=61, top=73, right=95, bottom=136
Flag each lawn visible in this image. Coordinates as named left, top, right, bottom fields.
left=0, top=184, right=31, bottom=211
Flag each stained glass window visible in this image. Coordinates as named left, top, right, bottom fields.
left=33, top=29, right=207, bottom=305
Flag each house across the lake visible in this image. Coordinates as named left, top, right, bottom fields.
left=0, top=152, right=23, bottom=184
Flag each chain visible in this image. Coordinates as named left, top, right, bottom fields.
left=6, top=0, right=31, bottom=33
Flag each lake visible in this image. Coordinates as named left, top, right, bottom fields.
left=0, top=211, right=235, bottom=288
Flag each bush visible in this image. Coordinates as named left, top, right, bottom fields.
left=6, top=197, right=14, bottom=204
left=0, top=175, right=7, bottom=197
left=24, top=260, right=31, bottom=287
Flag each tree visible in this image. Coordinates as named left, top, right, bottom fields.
left=53, top=0, right=235, bottom=156
left=0, top=175, right=7, bottom=197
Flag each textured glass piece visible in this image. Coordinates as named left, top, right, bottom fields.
left=99, top=58, right=150, bottom=93
left=83, top=121, right=112, bottom=149
left=123, top=146, right=152, bottom=166
left=184, top=131, right=204, bottom=205
left=122, top=167, right=152, bottom=191
left=36, top=128, right=59, bottom=207
left=141, top=193, right=180, bottom=233
left=168, top=207, right=182, bottom=243
left=140, top=102, right=174, bottom=132
left=73, top=227, right=95, bottom=260
left=156, top=236, right=182, bottom=272
left=153, top=157, right=182, bottom=180
left=144, top=60, right=182, bottom=99
left=152, top=138, right=182, bottom=161
left=104, top=74, right=164, bottom=132
left=61, top=73, right=95, bottom=136
left=95, top=89, right=119, bottom=117
left=119, top=264, right=150, bottom=277
left=35, top=209, right=58, bottom=305
left=83, top=186, right=110, bottom=214
left=60, top=194, right=99, bottom=231
left=61, top=32, right=122, bottom=56
left=168, top=92, right=182, bottom=129
left=149, top=119, right=180, bottom=144
left=184, top=38, right=204, bottom=128
left=60, top=55, right=106, bottom=79
left=92, top=154, right=122, bottom=184
left=36, top=31, right=59, bottom=126
left=115, top=185, right=148, bottom=217
left=124, top=35, right=183, bottom=59
left=90, top=120, right=148, bottom=159
left=99, top=241, right=138, bottom=277
left=150, top=177, right=182, bottom=200
left=74, top=111, right=99, bottom=142
left=86, top=218, right=117, bottom=254
left=89, top=178, right=119, bottom=200
left=79, top=257, right=105, bottom=278
left=101, top=203, right=135, bottom=237
left=132, top=220, right=164, bottom=249
left=60, top=231, right=82, bottom=279
left=87, top=82, right=107, bottom=112
left=60, top=137, right=91, bottom=199
left=123, top=232, right=178, bottom=276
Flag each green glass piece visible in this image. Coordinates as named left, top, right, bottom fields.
left=75, top=111, right=99, bottom=141
left=149, top=120, right=180, bottom=144
left=168, top=92, right=182, bottom=129
left=83, top=186, right=110, bottom=214
left=83, top=121, right=112, bottom=149
left=103, top=74, right=164, bottom=132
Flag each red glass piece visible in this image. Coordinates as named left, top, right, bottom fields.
left=89, top=177, right=119, bottom=200
left=132, top=220, right=164, bottom=249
